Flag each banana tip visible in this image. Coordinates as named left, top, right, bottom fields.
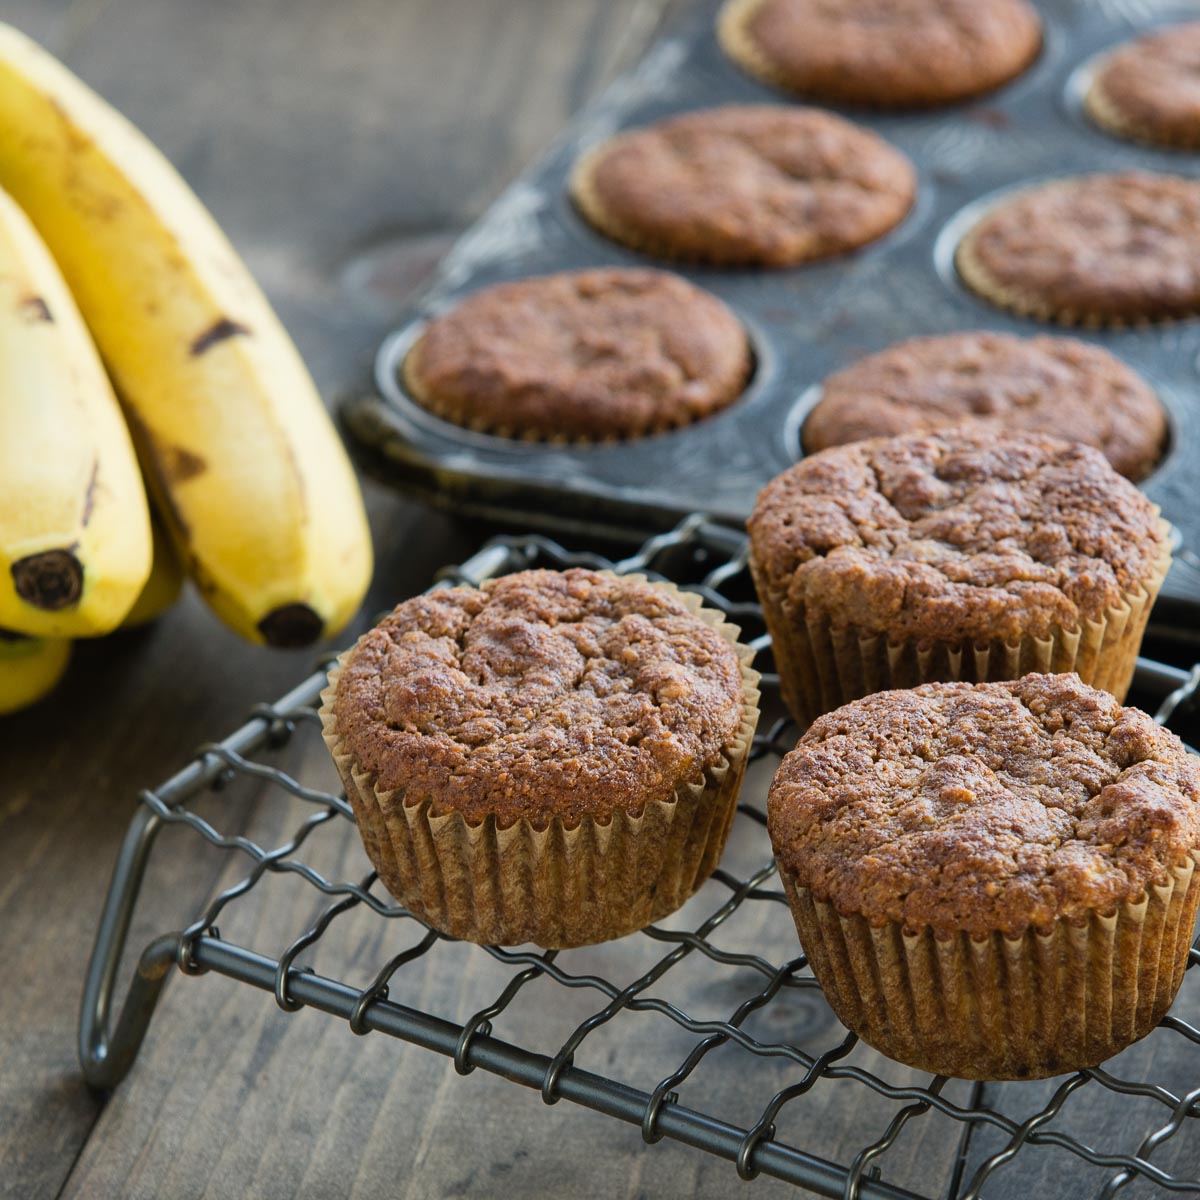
left=258, top=603, right=323, bottom=648
left=11, top=549, right=84, bottom=610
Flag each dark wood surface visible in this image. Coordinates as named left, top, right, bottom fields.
left=2, top=3, right=1197, bottom=1199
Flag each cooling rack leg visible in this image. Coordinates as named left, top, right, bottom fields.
left=78, top=806, right=177, bottom=1091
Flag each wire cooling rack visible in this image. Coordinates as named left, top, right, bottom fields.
left=80, top=516, right=1200, bottom=1200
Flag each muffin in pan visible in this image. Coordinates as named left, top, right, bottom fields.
left=320, top=568, right=760, bottom=948
left=747, top=429, right=1171, bottom=729
left=403, top=269, right=752, bottom=443
left=718, top=0, right=1042, bottom=109
left=570, top=105, right=915, bottom=267
left=802, top=332, right=1167, bottom=482
left=1086, top=23, right=1200, bottom=150
left=768, top=673, right=1200, bottom=1079
left=955, top=172, right=1200, bottom=327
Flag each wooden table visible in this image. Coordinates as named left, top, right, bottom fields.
left=4, top=4, right=1200, bottom=1199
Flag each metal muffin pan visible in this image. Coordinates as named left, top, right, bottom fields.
left=343, top=0, right=1200, bottom=632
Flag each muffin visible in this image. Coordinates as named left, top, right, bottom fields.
left=1086, top=23, right=1200, bottom=149
left=747, top=429, right=1172, bottom=729
left=403, top=269, right=752, bottom=442
left=570, top=105, right=915, bottom=267
left=718, top=0, right=1042, bottom=108
left=320, top=568, right=760, bottom=947
left=956, top=173, right=1200, bottom=326
left=803, top=332, right=1166, bottom=482
left=768, top=673, right=1200, bottom=1079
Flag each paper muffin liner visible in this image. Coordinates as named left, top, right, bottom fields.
left=777, top=854, right=1200, bottom=1079
left=750, top=538, right=1170, bottom=729
left=319, top=577, right=761, bottom=948
left=955, top=217, right=1193, bottom=330
left=401, top=331, right=743, bottom=445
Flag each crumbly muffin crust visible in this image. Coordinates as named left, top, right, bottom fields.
left=570, top=105, right=915, bottom=267
left=718, top=0, right=1042, bottom=108
left=748, top=429, right=1170, bottom=644
left=1086, top=23, right=1200, bottom=149
left=404, top=269, right=751, bottom=441
left=768, top=673, right=1200, bottom=937
left=956, top=172, right=1200, bottom=325
left=332, top=568, right=747, bottom=827
left=803, top=332, right=1166, bottom=481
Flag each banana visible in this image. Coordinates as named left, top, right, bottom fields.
left=122, top=514, right=184, bottom=627
left=0, top=629, right=70, bottom=715
left=0, top=24, right=372, bottom=647
left=0, top=183, right=151, bottom=637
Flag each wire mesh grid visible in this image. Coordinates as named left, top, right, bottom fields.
left=80, top=516, right=1200, bottom=1200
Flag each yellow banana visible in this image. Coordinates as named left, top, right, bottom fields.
left=0, top=629, right=70, bottom=715
left=0, top=184, right=151, bottom=637
left=122, top=514, right=184, bottom=628
left=0, top=24, right=372, bottom=647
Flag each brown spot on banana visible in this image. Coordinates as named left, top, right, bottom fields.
left=11, top=550, right=84, bottom=610
left=80, top=459, right=99, bottom=527
left=19, top=295, right=52, bottom=323
left=190, top=317, right=250, bottom=356
left=158, top=443, right=207, bottom=484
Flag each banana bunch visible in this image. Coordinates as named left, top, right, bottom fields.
left=0, top=23, right=373, bottom=714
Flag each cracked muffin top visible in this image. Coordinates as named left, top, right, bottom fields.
left=768, top=673, right=1200, bottom=936
left=331, top=568, right=750, bottom=827
left=403, top=269, right=751, bottom=441
left=748, top=429, right=1170, bottom=643
left=803, top=332, right=1165, bottom=482
left=719, top=0, right=1042, bottom=108
left=570, top=105, right=915, bottom=267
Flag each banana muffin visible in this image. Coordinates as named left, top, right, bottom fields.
left=768, top=673, right=1200, bottom=1078
left=1086, top=23, right=1200, bottom=149
left=718, top=0, right=1042, bottom=108
left=803, top=332, right=1166, bottom=481
left=403, top=269, right=752, bottom=442
left=956, top=172, right=1200, bottom=326
left=747, top=429, right=1171, bottom=728
left=320, top=568, right=760, bottom=947
left=570, top=105, right=915, bottom=267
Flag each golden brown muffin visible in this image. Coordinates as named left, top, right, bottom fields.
left=768, top=673, right=1200, bottom=1079
left=1086, top=23, right=1200, bottom=149
left=956, top=173, right=1200, bottom=326
left=803, top=332, right=1166, bottom=481
left=404, top=269, right=752, bottom=442
left=321, top=568, right=760, bottom=947
left=570, top=105, right=915, bottom=267
left=718, top=0, right=1042, bottom=108
left=747, top=429, right=1171, bottom=727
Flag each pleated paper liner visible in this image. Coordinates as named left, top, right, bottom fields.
left=319, top=576, right=761, bottom=949
left=956, top=220, right=1200, bottom=328
left=750, top=536, right=1170, bottom=729
left=778, top=855, right=1200, bottom=1080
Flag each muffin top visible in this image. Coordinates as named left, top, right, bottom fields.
left=768, top=673, right=1200, bottom=937
left=748, top=429, right=1169, bottom=643
left=803, top=332, right=1166, bottom=481
left=404, top=269, right=751, bottom=441
left=570, top=105, right=915, bottom=267
left=1087, top=23, right=1200, bottom=148
left=331, top=568, right=749, bottom=827
left=956, top=172, right=1200, bottom=324
left=719, top=0, right=1042, bottom=108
